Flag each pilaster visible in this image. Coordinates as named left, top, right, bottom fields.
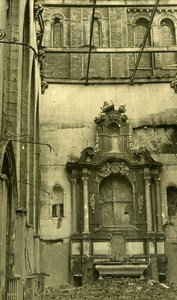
left=144, top=176, right=153, bottom=233
left=71, top=177, right=78, bottom=234
left=82, top=176, right=90, bottom=234
left=155, top=178, right=162, bottom=233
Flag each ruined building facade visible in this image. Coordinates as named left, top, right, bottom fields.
left=40, top=0, right=177, bottom=288
left=0, top=0, right=45, bottom=299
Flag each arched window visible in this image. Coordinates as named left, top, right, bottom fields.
left=134, top=18, right=152, bottom=68
left=93, top=17, right=102, bottom=47
left=160, top=18, right=177, bottom=67
left=51, top=184, right=64, bottom=218
left=53, top=17, right=63, bottom=47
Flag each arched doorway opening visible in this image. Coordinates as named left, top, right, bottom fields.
left=0, top=142, right=17, bottom=297
left=100, top=174, right=133, bottom=227
left=99, top=173, right=133, bottom=260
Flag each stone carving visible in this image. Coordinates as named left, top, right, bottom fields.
left=129, top=135, right=144, bottom=157
left=132, top=172, right=136, bottom=183
left=101, top=100, right=114, bottom=112
left=95, top=162, right=129, bottom=182
left=137, top=194, right=144, bottom=214
left=171, top=74, right=177, bottom=94
left=144, top=177, right=151, bottom=185
left=0, top=29, right=5, bottom=40
left=89, top=193, right=96, bottom=214
left=94, top=102, right=127, bottom=124
left=118, top=104, right=126, bottom=113
left=93, top=225, right=102, bottom=232
left=94, top=132, right=100, bottom=155
left=34, top=3, right=44, bottom=21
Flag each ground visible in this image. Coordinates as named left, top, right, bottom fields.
left=44, top=278, right=177, bottom=300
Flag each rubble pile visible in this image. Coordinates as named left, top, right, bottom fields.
left=44, top=278, right=177, bottom=300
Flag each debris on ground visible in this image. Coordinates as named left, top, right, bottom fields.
left=44, top=277, right=177, bottom=300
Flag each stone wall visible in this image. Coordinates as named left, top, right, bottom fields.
left=40, top=82, right=177, bottom=285
left=40, top=0, right=177, bottom=287
left=0, top=1, right=43, bottom=298
left=42, top=4, right=177, bottom=81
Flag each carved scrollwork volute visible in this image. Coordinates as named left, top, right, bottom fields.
left=89, top=193, right=96, bottom=214
left=95, top=162, right=129, bottom=183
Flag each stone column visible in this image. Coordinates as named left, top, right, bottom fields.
left=155, top=178, right=162, bottom=233
left=34, top=234, right=40, bottom=273
left=71, top=178, right=77, bottom=234
left=0, top=175, right=8, bottom=300
left=82, top=176, right=90, bottom=234
left=14, top=208, right=27, bottom=299
left=144, top=177, right=153, bottom=233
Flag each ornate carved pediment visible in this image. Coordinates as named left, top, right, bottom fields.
left=67, top=102, right=162, bottom=170
left=94, top=101, right=127, bottom=125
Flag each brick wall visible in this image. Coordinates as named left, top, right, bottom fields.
left=42, top=5, right=177, bottom=81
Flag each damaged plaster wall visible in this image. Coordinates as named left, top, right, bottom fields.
left=40, top=82, right=177, bottom=285
left=40, top=239, right=69, bottom=287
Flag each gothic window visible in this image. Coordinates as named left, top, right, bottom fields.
left=167, top=186, right=177, bottom=218
left=51, top=184, right=64, bottom=218
left=160, top=18, right=177, bottom=67
left=53, top=17, right=63, bottom=47
left=92, top=17, right=102, bottom=47
left=134, top=18, right=152, bottom=68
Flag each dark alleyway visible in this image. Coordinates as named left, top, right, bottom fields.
left=44, top=278, right=177, bottom=300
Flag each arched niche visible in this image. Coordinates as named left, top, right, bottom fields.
left=107, top=122, right=121, bottom=153
left=167, top=185, right=177, bottom=221
left=0, top=141, right=17, bottom=290
left=51, top=183, right=64, bottom=218
left=99, top=174, right=133, bottom=227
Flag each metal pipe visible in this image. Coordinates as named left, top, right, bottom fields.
left=0, top=40, right=38, bottom=58
left=130, top=0, right=160, bottom=85
left=43, top=2, right=176, bottom=8
left=43, top=46, right=177, bottom=54
left=85, top=0, right=97, bottom=85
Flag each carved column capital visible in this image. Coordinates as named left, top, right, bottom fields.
left=154, top=177, right=160, bottom=186
left=71, top=177, right=77, bottom=185
left=144, top=177, right=151, bottom=185
left=82, top=177, right=89, bottom=183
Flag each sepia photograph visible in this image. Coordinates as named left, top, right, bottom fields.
left=0, top=0, right=177, bottom=299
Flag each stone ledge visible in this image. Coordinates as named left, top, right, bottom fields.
left=95, top=263, right=148, bottom=278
